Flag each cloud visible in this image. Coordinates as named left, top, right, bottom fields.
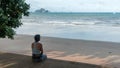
left=26, top=0, right=120, bottom=12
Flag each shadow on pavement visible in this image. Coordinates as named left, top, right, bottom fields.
left=0, top=53, right=101, bottom=68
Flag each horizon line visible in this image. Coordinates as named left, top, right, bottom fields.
left=30, top=12, right=120, bottom=13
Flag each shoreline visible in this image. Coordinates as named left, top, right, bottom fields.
left=16, top=21, right=120, bottom=43
left=0, top=34, right=120, bottom=68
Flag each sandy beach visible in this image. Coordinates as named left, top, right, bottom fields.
left=0, top=35, right=120, bottom=68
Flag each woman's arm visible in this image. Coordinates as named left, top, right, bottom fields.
left=38, top=43, right=43, bottom=55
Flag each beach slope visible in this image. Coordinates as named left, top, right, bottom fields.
left=0, top=35, right=120, bottom=68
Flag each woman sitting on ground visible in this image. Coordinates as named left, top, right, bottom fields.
left=31, top=34, right=47, bottom=62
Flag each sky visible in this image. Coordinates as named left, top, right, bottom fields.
left=25, top=0, right=120, bottom=12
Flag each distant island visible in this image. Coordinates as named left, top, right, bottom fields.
left=34, top=8, right=50, bottom=13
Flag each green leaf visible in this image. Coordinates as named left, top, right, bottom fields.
left=0, top=0, right=30, bottom=39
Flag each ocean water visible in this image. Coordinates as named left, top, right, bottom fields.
left=16, top=12, right=120, bottom=42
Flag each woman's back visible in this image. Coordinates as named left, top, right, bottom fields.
left=32, top=42, right=41, bottom=54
